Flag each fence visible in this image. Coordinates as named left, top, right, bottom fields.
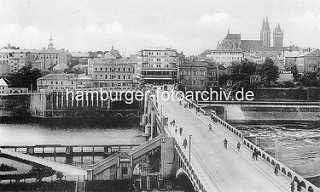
left=184, top=98, right=319, bottom=192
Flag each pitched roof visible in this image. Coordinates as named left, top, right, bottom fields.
left=0, top=78, right=9, bottom=86
left=240, top=40, right=263, bottom=51
left=225, top=33, right=241, bottom=41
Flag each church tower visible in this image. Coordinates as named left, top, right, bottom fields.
left=48, top=35, right=55, bottom=50
left=273, top=23, right=283, bottom=47
left=260, top=17, right=271, bottom=47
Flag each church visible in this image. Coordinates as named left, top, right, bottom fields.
left=217, top=17, right=284, bottom=51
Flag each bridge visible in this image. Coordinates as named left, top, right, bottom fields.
left=86, top=87, right=319, bottom=192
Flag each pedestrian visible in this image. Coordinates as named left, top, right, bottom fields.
left=290, top=181, right=295, bottom=192
left=183, top=138, right=188, bottom=149
left=172, top=119, right=175, bottom=127
left=175, top=126, right=178, bottom=133
left=256, top=151, right=261, bottom=160
left=208, top=124, right=212, bottom=131
left=224, top=138, right=228, bottom=149
left=274, top=164, right=279, bottom=176
left=179, top=127, right=183, bottom=136
left=237, top=141, right=241, bottom=151
left=297, top=181, right=302, bottom=192
left=179, top=100, right=182, bottom=106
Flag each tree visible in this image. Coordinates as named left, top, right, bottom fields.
left=258, top=57, right=280, bottom=85
left=5, top=66, right=42, bottom=90
left=218, top=74, right=230, bottom=87
left=229, top=59, right=257, bottom=87
left=291, top=65, right=299, bottom=81
left=300, top=72, right=320, bottom=87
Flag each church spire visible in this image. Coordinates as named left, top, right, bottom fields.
left=228, top=28, right=230, bottom=34
left=48, top=35, right=55, bottom=50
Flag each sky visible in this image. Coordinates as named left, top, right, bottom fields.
left=1, top=0, right=320, bottom=56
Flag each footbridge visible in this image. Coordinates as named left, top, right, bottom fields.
left=86, top=89, right=320, bottom=191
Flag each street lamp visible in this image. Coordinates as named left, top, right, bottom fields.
left=189, top=134, right=192, bottom=162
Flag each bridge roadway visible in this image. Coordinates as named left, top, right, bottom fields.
left=0, top=148, right=86, bottom=180
left=159, top=94, right=293, bottom=192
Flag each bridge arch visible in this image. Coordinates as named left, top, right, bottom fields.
left=114, top=112, right=123, bottom=118
left=287, top=172, right=292, bottom=178
left=308, top=186, right=314, bottom=192
left=176, top=168, right=195, bottom=192
left=300, top=181, right=306, bottom=189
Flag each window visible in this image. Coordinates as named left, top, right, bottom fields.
left=123, top=75, right=126, bottom=79
left=105, top=68, right=108, bottom=71
left=123, top=68, right=125, bottom=71
left=105, top=75, right=108, bottom=79
left=118, top=75, right=120, bottom=79
left=100, top=68, right=102, bottom=71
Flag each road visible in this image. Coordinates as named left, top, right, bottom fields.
left=158, top=94, right=293, bottom=192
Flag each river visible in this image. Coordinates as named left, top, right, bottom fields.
left=232, top=123, right=320, bottom=182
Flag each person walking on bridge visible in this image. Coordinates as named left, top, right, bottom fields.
left=290, top=181, right=295, bottom=192
left=208, top=124, right=212, bottom=131
left=237, top=141, right=241, bottom=151
left=224, top=138, right=228, bottom=149
left=179, top=127, right=183, bottom=136
left=183, top=138, right=188, bottom=149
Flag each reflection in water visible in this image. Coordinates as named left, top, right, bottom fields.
left=233, top=123, right=320, bottom=178
left=0, top=122, right=146, bottom=169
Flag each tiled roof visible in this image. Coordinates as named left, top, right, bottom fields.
left=240, top=40, right=263, bottom=51
left=38, top=73, right=76, bottom=80
left=225, top=34, right=241, bottom=41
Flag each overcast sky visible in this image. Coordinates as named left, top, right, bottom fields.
left=1, top=0, right=320, bottom=55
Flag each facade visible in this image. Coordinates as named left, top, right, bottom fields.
left=273, top=23, right=284, bottom=48
left=88, top=57, right=135, bottom=89
left=296, top=49, right=320, bottom=73
left=201, top=49, right=243, bottom=67
left=178, top=60, right=208, bottom=91
left=284, top=51, right=300, bottom=70
left=37, top=73, right=93, bottom=92
left=139, top=48, right=178, bottom=85
left=0, top=37, right=71, bottom=73
left=178, top=59, right=218, bottom=91
left=260, top=17, right=271, bottom=47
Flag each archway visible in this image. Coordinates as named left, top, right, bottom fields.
left=176, top=170, right=195, bottom=192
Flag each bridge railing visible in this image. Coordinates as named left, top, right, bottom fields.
left=173, top=140, right=207, bottom=192
left=186, top=99, right=320, bottom=192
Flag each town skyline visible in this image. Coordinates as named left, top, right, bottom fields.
left=1, top=0, right=320, bottom=55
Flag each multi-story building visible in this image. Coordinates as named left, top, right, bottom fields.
left=296, top=49, right=320, bottom=73
left=139, top=48, right=178, bottom=85
left=178, top=59, right=219, bottom=91
left=88, top=57, right=135, bottom=89
left=0, top=37, right=71, bottom=73
left=201, top=49, right=243, bottom=67
left=37, top=73, right=92, bottom=92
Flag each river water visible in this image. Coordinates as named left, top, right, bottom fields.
left=0, top=121, right=146, bottom=168
left=232, top=123, right=320, bottom=180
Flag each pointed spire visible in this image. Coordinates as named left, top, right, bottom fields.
left=265, top=17, right=270, bottom=30
left=262, top=18, right=265, bottom=29
left=228, top=28, right=230, bottom=34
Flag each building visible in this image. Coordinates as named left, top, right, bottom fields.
left=201, top=49, right=243, bottom=67
left=0, top=48, right=35, bottom=74
left=296, top=49, right=320, bottom=73
left=139, top=48, right=178, bottom=85
left=178, top=60, right=208, bottom=91
left=0, top=37, right=71, bottom=73
left=88, top=57, right=135, bottom=89
left=284, top=51, right=300, bottom=70
left=0, top=78, right=9, bottom=94
left=273, top=23, right=284, bottom=48
left=37, top=73, right=93, bottom=92
left=260, top=17, right=271, bottom=47
left=214, top=17, right=287, bottom=65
